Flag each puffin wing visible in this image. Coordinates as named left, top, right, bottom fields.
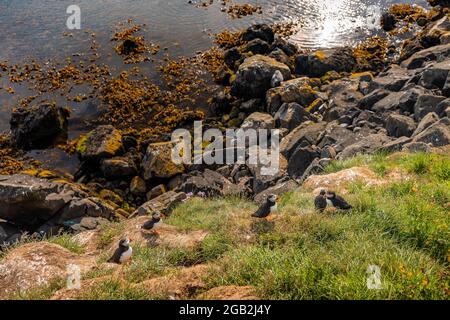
left=334, top=195, right=352, bottom=210
left=108, top=247, right=122, bottom=264
left=252, top=202, right=270, bottom=218
left=142, top=218, right=156, bottom=230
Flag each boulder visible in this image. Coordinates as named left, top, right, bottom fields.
left=0, top=222, right=21, bottom=247
left=231, top=55, right=291, bottom=99
left=241, top=112, right=275, bottom=131
left=368, top=65, right=411, bottom=92
left=419, top=60, right=450, bottom=89
left=317, top=122, right=359, bottom=152
left=10, top=103, right=69, bottom=150
left=224, top=47, right=243, bottom=69
left=274, top=103, right=315, bottom=131
left=280, top=122, right=327, bottom=159
left=377, top=136, right=412, bottom=153
left=100, top=156, right=137, bottom=179
left=338, top=133, right=392, bottom=159
left=412, top=118, right=450, bottom=147
left=253, top=179, right=298, bottom=204
left=295, top=47, right=356, bottom=77
left=146, top=184, right=166, bottom=201
left=77, top=125, right=123, bottom=161
left=436, top=98, right=450, bottom=117
left=268, top=48, right=291, bottom=66
left=248, top=150, right=287, bottom=194
left=412, top=112, right=440, bottom=137
left=180, top=169, right=242, bottom=197
left=130, top=176, right=147, bottom=196
left=142, top=141, right=185, bottom=180
left=271, top=36, right=298, bottom=56
left=133, top=191, right=187, bottom=216
left=244, top=39, right=271, bottom=55
left=242, top=24, right=275, bottom=44
left=287, top=145, right=321, bottom=179
left=266, top=77, right=318, bottom=114
left=0, top=174, right=115, bottom=229
left=358, top=89, right=390, bottom=109
left=414, top=94, right=447, bottom=120
left=402, top=142, right=433, bottom=153
left=385, top=114, right=417, bottom=138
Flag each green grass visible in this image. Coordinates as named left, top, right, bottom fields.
left=79, top=279, right=160, bottom=300
left=47, top=233, right=85, bottom=254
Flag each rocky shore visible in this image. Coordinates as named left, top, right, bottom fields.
left=1, top=1, right=450, bottom=247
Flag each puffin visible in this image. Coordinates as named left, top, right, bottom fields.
left=314, top=189, right=328, bottom=212
left=142, top=212, right=163, bottom=233
left=270, top=70, right=284, bottom=88
left=252, top=194, right=278, bottom=220
left=326, top=191, right=353, bottom=210
left=108, top=238, right=133, bottom=264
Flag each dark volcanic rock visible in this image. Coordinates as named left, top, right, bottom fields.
left=180, top=169, right=242, bottom=197
left=232, top=55, right=291, bottom=99
left=295, top=47, right=357, bottom=77
left=0, top=174, right=115, bottom=229
left=287, top=145, right=321, bottom=179
left=100, top=156, right=138, bottom=179
left=280, top=122, right=327, bottom=159
left=142, top=141, right=185, bottom=180
left=338, top=133, right=392, bottom=159
left=242, top=24, right=275, bottom=44
left=386, top=114, right=417, bottom=138
left=10, top=103, right=69, bottom=150
left=414, top=94, right=446, bottom=121
left=412, top=118, right=450, bottom=147
left=244, top=39, right=271, bottom=55
left=274, top=102, right=315, bottom=131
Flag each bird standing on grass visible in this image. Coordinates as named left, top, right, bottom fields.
left=326, top=191, right=353, bottom=210
left=314, top=189, right=328, bottom=212
left=108, top=238, right=133, bottom=264
left=142, top=212, right=163, bottom=234
left=252, top=194, right=278, bottom=220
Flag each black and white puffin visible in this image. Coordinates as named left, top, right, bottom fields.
left=326, top=191, right=353, bottom=210
left=142, top=212, right=163, bottom=233
left=108, top=238, right=133, bottom=264
left=314, top=189, right=328, bottom=212
left=252, top=194, right=278, bottom=220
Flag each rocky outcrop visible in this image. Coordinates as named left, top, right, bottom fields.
left=0, top=174, right=116, bottom=234
left=133, top=191, right=187, bottom=216
left=295, top=47, right=356, bottom=77
left=142, top=141, right=185, bottom=180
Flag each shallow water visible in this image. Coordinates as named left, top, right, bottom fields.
left=0, top=0, right=428, bottom=172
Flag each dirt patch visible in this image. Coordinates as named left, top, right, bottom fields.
left=198, top=285, right=259, bottom=300
left=0, top=243, right=97, bottom=298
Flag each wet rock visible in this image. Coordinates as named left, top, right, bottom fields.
left=412, top=118, right=450, bottom=146
left=287, top=145, right=321, bottom=179
left=142, top=141, right=185, bottom=180
left=10, top=102, right=69, bottom=150
left=295, top=47, right=356, bottom=77
left=239, top=98, right=264, bottom=113
left=244, top=38, right=271, bottom=55
left=242, top=24, right=275, bottom=44
left=232, top=55, right=291, bottom=99
left=266, top=77, right=318, bottom=114
left=268, top=48, right=291, bottom=66
left=274, top=102, right=315, bottom=131
left=122, top=38, right=139, bottom=55
left=134, top=191, right=187, bottom=216
left=224, top=47, right=243, bottom=69
left=414, top=94, right=446, bottom=120
left=412, top=112, right=440, bottom=137
left=386, top=114, right=417, bottom=138
left=280, top=122, right=326, bottom=159
left=338, top=133, right=392, bottom=159
left=253, top=179, right=298, bottom=204
left=381, top=13, right=397, bottom=32
left=100, top=157, right=137, bottom=179
left=77, top=125, right=123, bottom=161
left=130, top=176, right=147, bottom=196
left=271, top=36, right=298, bottom=56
